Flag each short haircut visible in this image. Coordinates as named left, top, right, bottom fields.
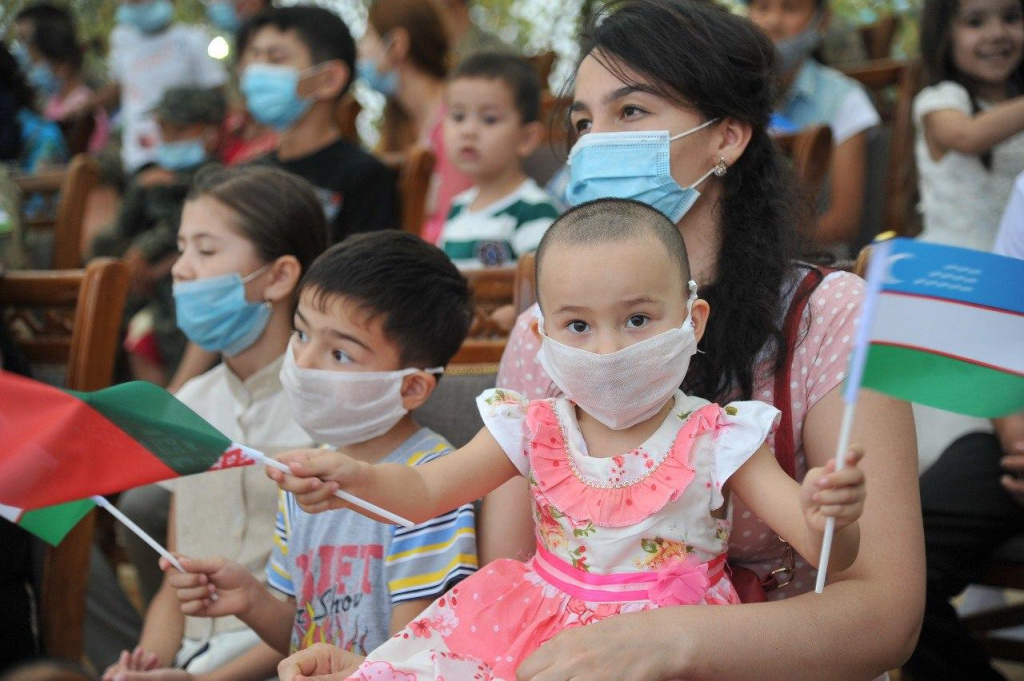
left=451, top=52, right=542, bottom=123
left=535, top=198, right=691, bottom=302
left=299, top=232, right=473, bottom=368
left=247, top=5, right=356, bottom=95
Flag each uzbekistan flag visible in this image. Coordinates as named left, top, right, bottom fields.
left=0, top=372, right=255, bottom=544
left=858, top=238, right=1024, bottom=418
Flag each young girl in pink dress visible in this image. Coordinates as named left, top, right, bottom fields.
left=257, top=199, right=866, bottom=680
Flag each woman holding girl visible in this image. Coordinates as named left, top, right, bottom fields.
left=357, top=0, right=473, bottom=243
left=914, top=0, right=1024, bottom=252
left=103, top=166, right=330, bottom=681
left=481, top=1, right=921, bottom=678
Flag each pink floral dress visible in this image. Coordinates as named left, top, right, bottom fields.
left=346, top=389, right=779, bottom=681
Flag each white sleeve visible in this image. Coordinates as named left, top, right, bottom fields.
left=710, top=401, right=781, bottom=510
left=107, top=26, right=131, bottom=84
left=913, top=81, right=972, bottom=128
left=831, top=86, right=881, bottom=145
left=476, top=389, right=531, bottom=476
left=994, top=173, right=1024, bottom=259
left=186, top=27, right=228, bottom=88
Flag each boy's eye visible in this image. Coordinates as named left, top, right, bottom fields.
left=566, top=320, right=590, bottom=334
left=482, top=114, right=499, bottom=125
left=450, top=111, right=465, bottom=122
left=292, top=329, right=308, bottom=343
left=332, top=349, right=353, bottom=364
left=625, top=314, right=649, bottom=329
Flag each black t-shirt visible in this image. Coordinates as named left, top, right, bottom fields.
left=264, top=138, right=400, bottom=243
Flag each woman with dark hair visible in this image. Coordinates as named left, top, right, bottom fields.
left=358, top=0, right=473, bottom=243
left=482, top=1, right=921, bottom=677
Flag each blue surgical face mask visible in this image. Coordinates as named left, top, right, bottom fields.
left=28, top=62, right=61, bottom=97
left=774, top=14, right=824, bottom=74
left=173, top=265, right=273, bottom=356
left=241, top=63, right=317, bottom=130
left=205, top=1, right=240, bottom=32
left=566, top=119, right=724, bottom=223
left=116, top=0, right=175, bottom=34
left=156, top=138, right=207, bottom=170
left=356, top=58, right=398, bottom=97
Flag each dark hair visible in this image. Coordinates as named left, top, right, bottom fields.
left=920, top=0, right=1024, bottom=169
left=451, top=52, right=543, bottom=123
left=187, top=166, right=330, bottom=278
left=299, top=232, right=473, bottom=368
left=247, top=6, right=356, bottom=95
left=29, top=15, right=84, bottom=72
left=572, top=0, right=804, bottom=404
left=0, top=42, right=35, bottom=111
left=14, top=2, right=71, bottom=28
left=535, top=198, right=691, bottom=300
left=368, top=0, right=450, bottom=79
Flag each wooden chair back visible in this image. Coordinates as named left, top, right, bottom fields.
left=451, top=266, right=516, bottom=364
left=335, top=94, right=362, bottom=145
left=57, top=115, right=97, bottom=156
left=773, top=124, right=833, bottom=200
left=540, top=92, right=572, bottom=150
left=515, top=251, right=537, bottom=315
left=527, top=51, right=557, bottom=86
left=15, top=154, right=101, bottom=269
left=858, top=15, right=899, bottom=61
left=397, top=146, right=437, bottom=235
left=0, top=258, right=130, bottom=660
left=843, top=59, right=922, bottom=239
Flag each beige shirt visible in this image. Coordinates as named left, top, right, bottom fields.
left=168, top=355, right=313, bottom=639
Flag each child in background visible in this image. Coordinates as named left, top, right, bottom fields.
left=92, top=86, right=226, bottom=384
left=98, top=165, right=329, bottom=681
left=914, top=0, right=1024, bottom=252
left=160, top=232, right=478, bottom=658
left=259, top=199, right=867, bottom=681
left=27, top=11, right=110, bottom=152
left=439, top=53, right=559, bottom=270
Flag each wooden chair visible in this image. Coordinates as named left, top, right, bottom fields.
left=514, top=251, right=537, bottom=315
left=334, top=94, right=362, bottom=145
left=14, top=154, right=101, bottom=269
left=396, top=146, right=437, bottom=235
left=451, top=266, right=516, bottom=365
left=843, top=59, right=922, bottom=242
left=1, top=258, right=130, bottom=660
left=858, top=14, right=899, bottom=61
left=58, top=114, right=97, bottom=157
left=773, top=124, right=833, bottom=201
left=527, top=51, right=557, bottom=87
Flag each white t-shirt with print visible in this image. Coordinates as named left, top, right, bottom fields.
left=109, top=24, right=227, bottom=173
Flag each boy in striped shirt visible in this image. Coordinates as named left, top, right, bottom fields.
left=164, top=233, right=477, bottom=656
left=440, top=53, right=560, bottom=269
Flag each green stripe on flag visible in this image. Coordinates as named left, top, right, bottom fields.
left=862, top=345, right=1024, bottom=418
left=19, top=499, right=95, bottom=546
left=67, top=382, right=232, bottom=475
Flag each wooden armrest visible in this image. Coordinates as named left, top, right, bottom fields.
left=14, top=168, right=69, bottom=195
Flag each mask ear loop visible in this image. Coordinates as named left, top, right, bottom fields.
left=241, top=263, right=274, bottom=309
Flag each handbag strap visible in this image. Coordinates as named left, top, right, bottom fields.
left=773, top=267, right=827, bottom=479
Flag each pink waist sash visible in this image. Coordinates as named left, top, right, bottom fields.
left=531, top=542, right=727, bottom=605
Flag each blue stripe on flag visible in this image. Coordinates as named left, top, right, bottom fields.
left=881, top=238, right=1024, bottom=315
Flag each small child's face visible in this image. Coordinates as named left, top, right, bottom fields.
left=291, top=288, right=405, bottom=373
left=951, top=0, right=1024, bottom=87
left=538, top=237, right=698, bottom=355
left=444, top=77, right=539, bottom=180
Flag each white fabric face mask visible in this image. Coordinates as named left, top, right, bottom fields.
left=537, top=281, right=699, bottom=431
left=279, top=341, right=443, bottom=448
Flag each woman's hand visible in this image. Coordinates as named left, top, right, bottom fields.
left=278, top=643, right=366, bottom=681
left=800, top=445, right=866, bottom=533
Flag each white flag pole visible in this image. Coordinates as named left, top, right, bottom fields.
left=237, top=445, right=415, bottom=528
left=91, top=495, right=185, bottom=572
left=814, top=239, right=893, bottom=593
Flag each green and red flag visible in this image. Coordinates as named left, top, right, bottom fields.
left=0, top=372, right=255, bottom=544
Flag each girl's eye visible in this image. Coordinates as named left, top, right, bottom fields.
left=567, top=320, right=590, bottom=334
left=292, top=329, right=308, bottom=343
left=198, top=250, right=215, bottom=257
left=573, top=117, right=592, bottom=134
left=626, top=314, right=649, bottom=329
left=621, top=105, right=645, bottom=120
left=331, top=349, right=353, bottom=364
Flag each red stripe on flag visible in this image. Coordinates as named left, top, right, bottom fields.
left=868, top=341, right=1024, bottom=378
left=0, top=372, right=179, bottom=510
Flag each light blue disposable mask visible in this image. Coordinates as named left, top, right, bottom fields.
left=28, top=62, right=61, bottom=98
left=356, top=58, right=398, bottom=97
left=157, top=138, right=207, bottom=170
left=566, top=119, right=723, bottom=223
left=116, top=0, right=175, bottom=33
left=241, top=63, right=317, bottom=130
left=173, top=265, right=273, bottom=356
left=206, top=1, right=240, bottom=32
left=774, top=14, right=824, bottom=74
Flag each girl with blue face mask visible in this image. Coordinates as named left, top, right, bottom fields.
left=104, top=165, right=330, bottom=681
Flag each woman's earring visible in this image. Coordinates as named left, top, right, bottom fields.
left=713, top=156, right=728, bottom=177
